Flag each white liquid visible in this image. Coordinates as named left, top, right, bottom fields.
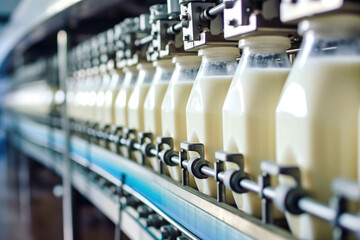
left=9, top=81, right=54, bottom=115
left=102, top=72, right=123, bottom=125
left=95, top=73, right=111, bottom=124
left=115, top=86, right=134, bottom=126
left=186, top=75, right=234, bottom=201
left=127, top=83, right=151, bottom=163
left=144, top=82, right=169, bottom=171
left=276, top=57, right=360, bottom=239
left=162, top=81, right=194, bottom=182
left=223, top=68, right=289, bottom=217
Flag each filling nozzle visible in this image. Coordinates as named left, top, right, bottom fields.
left=223, top=0, right=297, bottom=41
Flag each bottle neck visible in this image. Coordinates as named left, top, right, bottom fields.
left=298, top=14, right=360, bottom=59
left=240, top=46, right=291, bottom=69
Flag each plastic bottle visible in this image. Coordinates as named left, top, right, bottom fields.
left=161, top=55, right=201, bottom=183
left=186, top=47, right=239, bottom=198
left=144, top=59, right=175, bottom=171
left=127, top=62, right=155, bottom=162
left=276, top=14, right=360, bottom=239
left=95, top=64, right=112, bottom=125
left=223, top=36, right=291, bottom=217
left=113, top=66, right=138, bottom=154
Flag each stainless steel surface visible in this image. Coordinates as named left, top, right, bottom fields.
left=167, top=0, right=180, bottom=16
left=223, top=0, right=297, bottom=40
left=58, top=30, right=73, bottom=240
left=180, top=1, right=237, bottom=51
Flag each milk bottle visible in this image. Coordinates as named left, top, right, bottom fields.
left=74, top=69, right=88, bottom=121
left=223, top=36, right=290, bottom=217
left=113, top=66, right=138, bottom=154
left=276, top=14, right=360, bottom=239
left=95, top=64, right=112, bottom=125
left=87, top=67, right=101, bottom=123
left=186, top=47, right=239, bottom=199
left=103, top=63, right=124, bottom=125
left=115, top=66, right=138, bottom=127
left=161, top=55, right=201, bottom=183
left=127, top=62, right=155, bottom=162
left=144, top=59, right=175, bottom=171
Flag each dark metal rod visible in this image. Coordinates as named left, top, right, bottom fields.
left=135, top=35, right=153, bottom=47
left=208, top=2, right=226, bottom=17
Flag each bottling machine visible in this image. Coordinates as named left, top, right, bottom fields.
left=2, top=0, right=360, bottom=239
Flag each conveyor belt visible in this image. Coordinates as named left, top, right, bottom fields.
left=6, top=116, right=294, bottom=240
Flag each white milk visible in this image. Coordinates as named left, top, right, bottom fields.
left=277, top=57, right=360, bottom=238
left=115, top=66, right=138, bottom=127
left=187, top=47, right=238, bottom=199
left=161, top=55, right=201, bottom=183
left=83, top=68, right=99, bottom=122
left=187, top=76, right=233, bottom=196
left=127, top=63, right=155, bottom=162
left=95, top=69, right=112, bottom=125
left=144, top=59, right=174, bottom=171
left=223, top=36, right=290, bottom=217
left=224, top=69, right=289, bottom=214
left=276, top=15, right=360, bottom=239
left=103, top=69, right=124, bottom=125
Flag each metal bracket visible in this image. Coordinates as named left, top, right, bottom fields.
left=263, top=161, right=307, bottom=215
left=180, top=142, right=211, bottom=180
left=109, top=126, right=123, bottom=154
left=122, top=128, right=137, bottom=159
left=331, top=178, right=360, bottom=239
left=179, top=147, right=189, bottom=186
left=215, top=151, right=248, bottom=201
left=157, top=136, right=177, bottom=174
left=114, top=174, right=125, bottom=240
left=139, top=132, right=155, bottom=166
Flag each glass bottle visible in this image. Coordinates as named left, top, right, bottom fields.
left=186, top=47, right=239, bottom=198
left=114, top=65, right=138, bottom=154
left=161, top=55, right=201, bottom=183
left=276, top=14, right=360, bottom=239
left=144, top=59, right=175, bottom=171
left=127, top=62, right=155, bottom=162
left=223, top=36, right=291, bottom=217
